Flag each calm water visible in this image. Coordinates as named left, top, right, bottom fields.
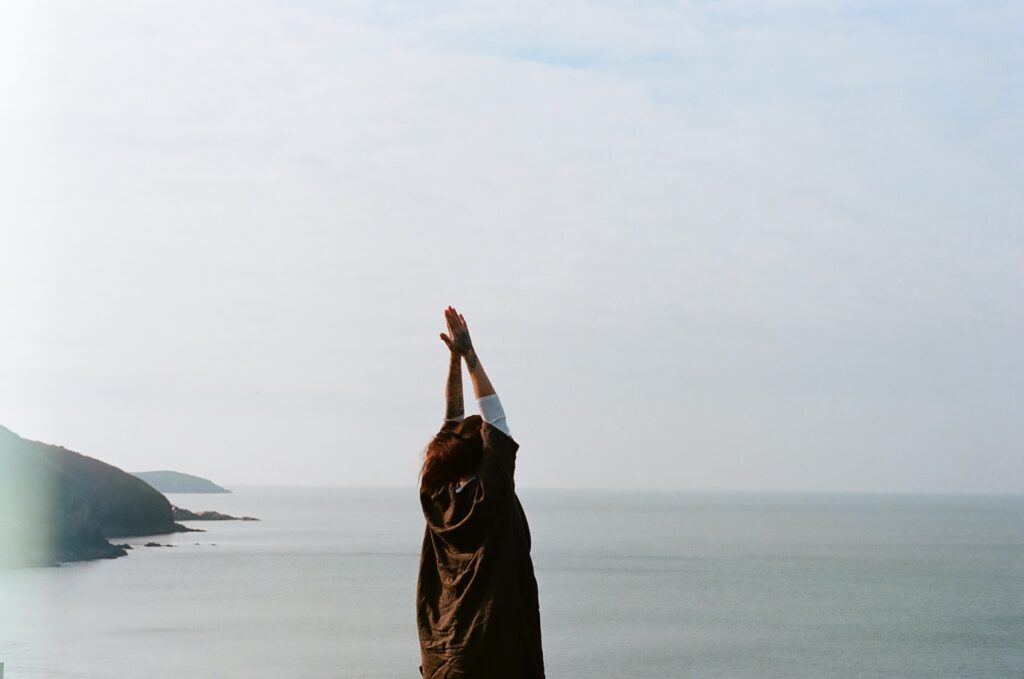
left=1, top=488, right=1022, bottom=678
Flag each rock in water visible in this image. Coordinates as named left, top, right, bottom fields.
left=171, top=505, right=259, bottom=521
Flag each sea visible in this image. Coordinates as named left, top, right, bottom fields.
left=1, top=488, right=1021, bottom=678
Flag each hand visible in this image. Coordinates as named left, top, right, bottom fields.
left=439, top=305, right=473, bottom=356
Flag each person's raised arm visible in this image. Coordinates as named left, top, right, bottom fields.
left=438, top=306, right=464, bottom=422
left=448, top=309, right=494, bottom=399
left=446, top=307, right=510, bottom=435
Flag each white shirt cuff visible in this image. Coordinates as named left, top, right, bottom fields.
left=477, top=394, right=509, bottom=435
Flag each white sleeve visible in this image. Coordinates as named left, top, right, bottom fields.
left=477, top=394, right=509, bottom=435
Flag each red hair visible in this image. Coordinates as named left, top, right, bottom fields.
left=420, top=415, right=483, bottom=494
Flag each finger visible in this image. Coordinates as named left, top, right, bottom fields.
left=459, top=313, right=468, bottom=331
left=440, top=333, right=454, bottom=349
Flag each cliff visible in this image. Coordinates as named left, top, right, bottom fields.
left=132, top=470, right=230, bottom=493
left=0, top=425, right=191, bottom=567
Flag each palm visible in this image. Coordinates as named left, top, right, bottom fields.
left=439, top=306, right=473, bottom=355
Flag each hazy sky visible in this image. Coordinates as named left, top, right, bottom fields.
left=1, top=1, right=1021, bottom=492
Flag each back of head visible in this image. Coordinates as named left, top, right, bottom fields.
left=420, top=415, right=483, bottom=494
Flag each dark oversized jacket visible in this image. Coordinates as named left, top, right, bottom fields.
left=416, top=421, right=545, bottom=678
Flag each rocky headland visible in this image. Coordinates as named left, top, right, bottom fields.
left=0, top=425, right=196, bottom=567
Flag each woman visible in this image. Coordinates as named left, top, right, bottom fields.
left=416, top=306, right=545, bottom=678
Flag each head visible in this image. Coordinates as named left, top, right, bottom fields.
left=420, top=415, right=484, bottom=494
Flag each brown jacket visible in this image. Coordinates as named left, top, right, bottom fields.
left=417, top=422, right=545, bottom=678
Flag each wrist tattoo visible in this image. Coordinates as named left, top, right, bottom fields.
left=464, top=348, right=479, bottom=370
left=453, top=332, right=473, bottom=357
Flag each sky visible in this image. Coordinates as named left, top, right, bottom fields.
left=1, top=0, right=1021, bottom=492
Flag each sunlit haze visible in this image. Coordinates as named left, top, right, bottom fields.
left=1, top=1, right=1021, bottom=492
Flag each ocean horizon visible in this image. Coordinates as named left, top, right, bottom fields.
left=2, top=486, right=1022, bottom=678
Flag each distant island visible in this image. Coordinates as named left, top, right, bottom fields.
left=132, top=470, right=231, bottom=494
left=0, top=425, right=193, bottom=567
